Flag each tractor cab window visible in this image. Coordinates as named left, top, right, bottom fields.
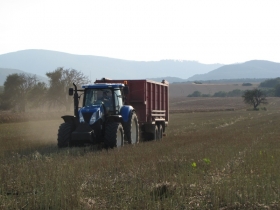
left=114, top=89, right=123, bottom=112
left=84, top=89, right=113, bottom=109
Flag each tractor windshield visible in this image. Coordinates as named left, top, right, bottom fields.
left=84, top=89, right=113, bottom=109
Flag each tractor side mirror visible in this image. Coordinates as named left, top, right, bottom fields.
left=123, top=86, right=129, bottom=95
left=69, top=88, right=74, bottom=96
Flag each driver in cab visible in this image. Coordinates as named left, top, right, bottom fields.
left=97, top=91, right=112, bottom=110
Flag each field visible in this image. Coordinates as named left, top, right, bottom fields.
left=169, top=82, right=259, bottom=98
left=0, top=93, right=280, bottom=209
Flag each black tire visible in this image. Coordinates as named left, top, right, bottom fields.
left=123, top=112, right=139, bottom=144
left=158, top=124, right=163, bottom=140
left=57, top=122, right=74, bottom=148
left=104, top=122, right=124, bottom=148
left=152, top=125, right=159, bottom=141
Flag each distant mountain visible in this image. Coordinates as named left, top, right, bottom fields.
left=0, top=68, right=48, bottom=86
left=147, top=76, right=187, bottom=83
left=0, top=49, right=223, bottom=81
left=187, top=60, right=280, bottom=81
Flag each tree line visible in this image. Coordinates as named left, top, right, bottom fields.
left=0, top=68, right=90, bottom=112
left=188, top=77, right=280, bottom=98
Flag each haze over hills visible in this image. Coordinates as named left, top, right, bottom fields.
left=0, top=49, right=222, bottom=81
left=0, top=68, right=48, bottom=86
left=188, top=60, right=280, bottom=81
left=0, top=50, right=279, bottom=86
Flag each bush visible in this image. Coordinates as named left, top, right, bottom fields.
left=242, top=83, right=252, bottom=86
left=227, top=89, right=243, bottom=97
left=213, top=91, right=227, bottom=97
left=261, top=88, right=275, bottom=97
left=188, top=91, right=202, bottom=97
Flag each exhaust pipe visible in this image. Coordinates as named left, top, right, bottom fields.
left=73, top=83, right=79, bottom=117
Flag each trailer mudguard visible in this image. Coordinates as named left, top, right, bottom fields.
left=120, top=105, right=134, bottom=123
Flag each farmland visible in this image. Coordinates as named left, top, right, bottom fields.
left=0, top=85, right=280, bottom=209
left=169, top=82, right=259, bottom=98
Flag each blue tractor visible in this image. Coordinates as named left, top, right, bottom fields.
left=57, top=82, right=139, bottom=148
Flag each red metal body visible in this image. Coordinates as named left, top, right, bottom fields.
left=95, top=79, right=169, bottom=126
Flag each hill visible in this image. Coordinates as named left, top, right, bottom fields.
left=0, top=49, right=222, bottom=81
left=187, top=60, right=280, bottom=80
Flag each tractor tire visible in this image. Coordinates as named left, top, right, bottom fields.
left=104, top=122, right=124, bottom=148
left=158, top=124, right=163, bottom=140
left=57, top=122, right=74, bottom=148
left=123, top=112, right=139, bottom=144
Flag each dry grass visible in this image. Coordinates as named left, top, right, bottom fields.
left=169, top=82, right=259, bottom=98
left=170, top=97, right=246, bottom=112
left=1, top=98, right=280, bottom=209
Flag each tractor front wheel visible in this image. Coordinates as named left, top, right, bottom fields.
left=104, top=122, right=124, bottom=148
left=123, top=112, right=139, bottom=144
left=57, top=122, right=74, bottom=148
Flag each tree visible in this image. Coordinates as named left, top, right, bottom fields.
left=46, top=67, right=90, bottom=111
left=242, top=89, right=267, bottom=110
left=259, top=77, right=280, bottom=88
left=275, top=84, right=280, bottom=97
left=0, top=86, right=3, bottom=110
left=27, top=82, right=48, bottom=108
left=1, top=73, right=38, bottom=112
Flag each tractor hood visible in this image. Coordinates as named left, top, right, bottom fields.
left=78, top=105, right=104, bottom=125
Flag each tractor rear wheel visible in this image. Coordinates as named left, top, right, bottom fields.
left=57, top=122, right=74, bottom=148
left=123, top=112, right=139, bottom=144
left=104, top=122, right=124, bottom=148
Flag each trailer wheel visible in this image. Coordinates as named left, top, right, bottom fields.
left=158, top=124, right=163, bottom=140
left=105, top=122, right=124, bottom=148
left=152, top=125, right=159, bottom=141
left=123, top=112, right=139, bottom=144
left=57, top=122, right=74, bottom=148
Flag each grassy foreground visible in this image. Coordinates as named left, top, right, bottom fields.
left=0, top=100, right=280, bottom=209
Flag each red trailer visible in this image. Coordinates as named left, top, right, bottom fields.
left=95, top=78, right=169, bottom=140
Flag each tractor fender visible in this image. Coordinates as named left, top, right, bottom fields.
left=120, top=105, right=134, bottom=123
left=61, top=115, right=75, bottom=123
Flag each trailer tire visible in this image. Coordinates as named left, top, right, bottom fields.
left=158, top=124, right=163, bottom=140
left=123, top=112, right=139, bottom=144
left=105, top=122, right=124, bottom=148
left=152, top=125, right=159, bottom=141
left=57, top=122, right=74, bottom=148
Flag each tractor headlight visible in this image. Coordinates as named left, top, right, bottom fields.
left=79, top=111, right=85, bottom=123
left=89, top=112, right=97, bottom=125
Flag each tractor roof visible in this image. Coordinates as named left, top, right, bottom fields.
left=82, top=83, right=125, bottom=89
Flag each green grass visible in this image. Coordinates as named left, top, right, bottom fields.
left=0, top=99, right=280, bottom=209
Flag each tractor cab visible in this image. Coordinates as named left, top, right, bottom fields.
left=82, top=84, right=125, bottom=116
